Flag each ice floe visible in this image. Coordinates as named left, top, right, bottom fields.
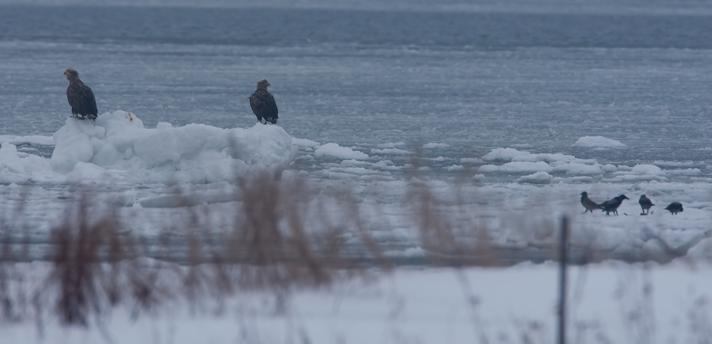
left=573, top=136, right=626, bottom=149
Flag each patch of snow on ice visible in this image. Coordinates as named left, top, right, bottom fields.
left=422, top=142, right=449, bottom=149
left=315, top=143, right=368, bottom=160
left=517, top=171, right=553, bottom=184
left=479, top=161, right=553, bottom=174
left=630, top=164, right=664, bottom=176
left=371, top=148, right=411, bottom=155
left=573, top=136, right=626, bottom=149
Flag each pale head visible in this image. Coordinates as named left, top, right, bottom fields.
left=64, top=68, right=79, bottom=81
left=256, top=79, right=270, bottom=90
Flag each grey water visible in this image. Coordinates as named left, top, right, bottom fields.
left=1, top=2, right=712, bottom=170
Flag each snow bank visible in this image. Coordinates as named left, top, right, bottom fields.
left=573, top=136, right=626, bottom=149
left=4, top=111, right=296, bottom=184
left=315, top=143, right=368, bottom=160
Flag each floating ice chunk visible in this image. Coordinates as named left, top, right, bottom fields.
left=479, top=161, right=553, bottom=174
left=552, top=162, right=603, bottom=175
left=460, top=157, right=483, bottom=164
left=573, top=136, right=626, bottom=149
left=630, top=164, right=664, bottom=176
left=292, top=137, right=320, bottom=148
left=482, top=147, right=586, bottom=165
left=422, top=142, right=449, bottom=149
left=315, top=143, right=368, bottom=160
left=0, top=143, right=55, bottom=183
left=483, top=148, right=536, bottom=162
left=666, top=168, right=702, bottom=176
left=517, top=171, right=553, bottom=184
left=46, top=111, right=296, bottom=183
left=371, top=148, right=410, bottom=155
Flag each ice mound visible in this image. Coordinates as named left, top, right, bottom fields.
left=573, top=136, right=626, bottom=149
left=44, top=111, right=296, bottom=183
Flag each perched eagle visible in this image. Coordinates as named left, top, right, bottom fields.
left=64, top=68, right=98, bottom=120
left=249, top=79, right=278, bottom=124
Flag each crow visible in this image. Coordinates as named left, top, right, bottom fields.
left=600, top=194, right=629, bottom=216
left=580, top=192, right=601, bottom=213
left=665, top=202, right=683, bottom=215
left=249, top=79, right=278, bottom=124
left=64, top=68, right=98, bottom=120
left=638, top=194, right=654, bottom=215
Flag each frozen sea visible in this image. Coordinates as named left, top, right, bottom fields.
left=2, top=1, right=712, bottom=263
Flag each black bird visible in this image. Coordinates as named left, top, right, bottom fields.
left=600, top=194, right=629, bottom=215
left=64, top=68, right=98, bottom=120
left=665, top=202, right=683, bottom=215
left=580, top=192, right=601, bottom=213
left=249, top=79, right=278, bottom=124
left=639, top=194, right=654, bottom=215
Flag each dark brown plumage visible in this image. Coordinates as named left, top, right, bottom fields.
left=249, top=79, right=278, bottom=124
left=64, top=68, right=98, bottom=120
left=580, top=192, right=601, bottom=213
left=638, top=194, right=654, bottom=215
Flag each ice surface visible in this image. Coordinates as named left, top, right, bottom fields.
left=573, top=135, right=626, bottom=149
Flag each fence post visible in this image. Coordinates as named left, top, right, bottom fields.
left=557, top=216, right=569, bottom=344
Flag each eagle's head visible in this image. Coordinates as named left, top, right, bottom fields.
left=64, top=68, right=79, bottom=81
left=257, top=79, right=270, bottom=90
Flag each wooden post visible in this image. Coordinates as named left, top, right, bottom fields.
left=557, top=216, right=569, bottom=344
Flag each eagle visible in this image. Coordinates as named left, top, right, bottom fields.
left=249, top=79, right=278, bottom=124
left=64, top=68, right=98, bottom=120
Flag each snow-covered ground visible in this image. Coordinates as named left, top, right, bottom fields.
left=4, top=258, right=712, bottom=343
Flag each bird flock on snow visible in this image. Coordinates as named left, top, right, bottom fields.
left=581, top=192, right=684, bottom=216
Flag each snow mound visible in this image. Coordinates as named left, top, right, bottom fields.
left=3, top=111, right=296, bottom=184
left=315, top=143, right=368, bottom=160
left=573, top=136, right=626, bottom=149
